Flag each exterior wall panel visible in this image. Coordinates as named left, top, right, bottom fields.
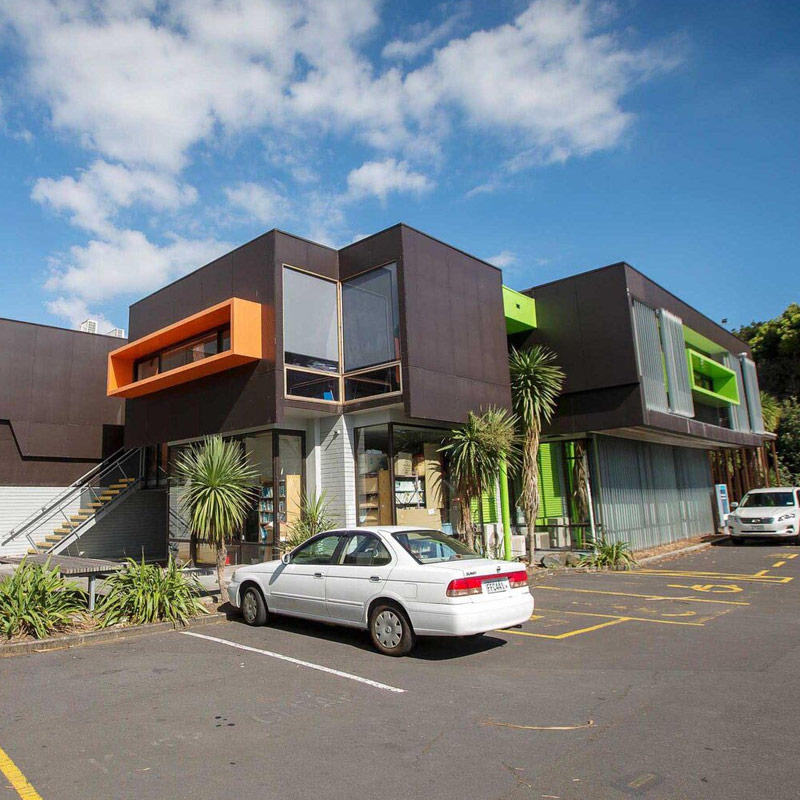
left=0, top=486, right=80, bottom=556
left=632, top=299, right=669, bottom=413
left=658, top=308, right=694, bottom=418
left=594, top=435, right=714, bottom=551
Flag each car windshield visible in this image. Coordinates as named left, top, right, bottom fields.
left=392, top=530, right=481, bottom=564
left=741, top=492, right=795, bottom=508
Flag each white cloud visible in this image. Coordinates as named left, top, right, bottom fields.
left=382, top=12, right=466, bottom=61
left=46, top=296, right=119, bottom=334
left=46, top=229, right=232, bottom=304
left=346, top=159, right=434, bottom=203
left=224, top=182, right=290, bottom=226
left=0, top=0, right=677, bottom=322
left=32, top=160, right=197, bottom=235
left=487, top=250, right=518, bottom=269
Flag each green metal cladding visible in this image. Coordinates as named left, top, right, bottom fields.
left=686, top=347, right=740, bottom=407
left=503, top=286, right=537, bottom=333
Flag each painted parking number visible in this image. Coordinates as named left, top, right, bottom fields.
left=668, top=583, right=743, bottom=594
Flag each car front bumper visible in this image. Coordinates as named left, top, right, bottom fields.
left=408, top=590, right=534, bottom=637
left=729, top=526, right=797, bottom=539
left=227, top=580, right=240, bottom=608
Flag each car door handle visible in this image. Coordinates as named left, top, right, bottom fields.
left=369, top=576, right=382, bottom=582
left=314, top=572, right=323, bottom=579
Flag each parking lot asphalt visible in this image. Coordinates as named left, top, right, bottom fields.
left=2, top=541, right=800, bottom=800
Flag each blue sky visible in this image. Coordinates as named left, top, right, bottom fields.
left=0, top=0, right=798, bottom=335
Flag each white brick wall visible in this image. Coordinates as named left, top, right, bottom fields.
left=317, top=414, right=356, bottom=527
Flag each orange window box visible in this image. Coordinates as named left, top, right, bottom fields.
left=107, top=298, right=262, bottom=399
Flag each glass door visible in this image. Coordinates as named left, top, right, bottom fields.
left=277, top=433, right=304, bottom=552
left=240, top=432, right=275, bottom=565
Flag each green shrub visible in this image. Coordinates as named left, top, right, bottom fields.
left=282, top=491, right=337, bottom=551
left=0, top=559, right=86, bottom=640
left=578, top=537, right=638, bottom=570
left=97, top=557, right=207, bottom=627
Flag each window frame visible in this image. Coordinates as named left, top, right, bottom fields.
left=282, top=261, right=404, bottom=405
left=337, top=532, right=394, bottom=567
left=133, top=323, right=231, bottom=382
left=289, top=532, right=346, bottom=565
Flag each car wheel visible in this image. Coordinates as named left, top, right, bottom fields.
left=241, top=585, right=268, bottom=626
left=369, top=603, right=415, bottom=657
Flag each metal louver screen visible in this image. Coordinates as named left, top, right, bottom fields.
left=740, top=356, right=765, bottom=433
left=658, top=308, right=694, bottom=418
left=632, top=300, right=668, bottom=413
left=725, top=353, right=751, bottom=432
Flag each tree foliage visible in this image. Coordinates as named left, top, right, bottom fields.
left=441, top=407, right=518, bottom=550
left=174, top=435, right=259, bottom=602
left=776, top=399, right=800, bottom=483
left=508, top=345, right=565, bottom=551
left=735, top=303, right=800, bottom=400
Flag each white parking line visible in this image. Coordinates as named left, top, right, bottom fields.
left=182, top=631, right=406, bottom=694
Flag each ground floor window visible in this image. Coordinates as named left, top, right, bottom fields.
left=168, top=429, right=305, bottom=566
left=354, top=423, right=458, bottom=532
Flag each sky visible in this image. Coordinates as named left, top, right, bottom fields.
left=0, top=0, right=798, bottom=335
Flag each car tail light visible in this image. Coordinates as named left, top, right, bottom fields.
left=446, top=576, right=483, bottom=597
left=507, top=570, right=528, bottom=589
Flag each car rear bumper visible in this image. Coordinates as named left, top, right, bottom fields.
left=408, top=590, right=534, bottom=637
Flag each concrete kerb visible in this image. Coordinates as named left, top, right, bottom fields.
left=0, top=611, right=227, bottom=658
left=525, top=535, right=728, bottom=584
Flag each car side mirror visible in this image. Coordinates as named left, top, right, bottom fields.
left=281, top=552, right=292, bottom=564
left=730, top=502, right=738, bottom=510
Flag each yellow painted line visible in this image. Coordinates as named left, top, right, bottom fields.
left=772, top=561, right=786, bottom=568
left=784, top=554, right=799, bottom=560
left=753, top=569, right=770, bottom=576
left=536, top=585, right=750, bottom=606
left=535, top=609, right=707, bottom=627
left=667, top=583, right=743, bottom=594
left=0, top=744, right=43, bottom=799
left=616, top=570, right=792, bottom=584
left=500, top=618, right=628, bottom=639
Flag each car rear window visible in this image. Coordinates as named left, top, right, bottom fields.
left=392, top=530, right=481, bottom=564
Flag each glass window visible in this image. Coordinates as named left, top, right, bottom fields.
left=392, top=530, right=480, bottom=564
left=339, top=534, right=392, bottom=566
left=291, top=533, right=343, bottom=565
left=136, top=356, right=159, bottom=381
left=741, top=492, right=795, bottom=508
left=279, top=434, right=303, bottom=533
left=393, top=426, right=454, bottom=532
left=220, top=326, right=231, bottom=353
left=283, top=267, right=339, bottom=373
left=243, top=433, right=274, bottom=550
left=342, top=263, right=399, bottom=372
left=286, top=369, right=339, bottom=401
left=344, top=364, right=400, bottom=401
left=355, top=425, right=391, bottom=526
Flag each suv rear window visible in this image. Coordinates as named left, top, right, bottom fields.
left=392, top=530, right=480, bottom=564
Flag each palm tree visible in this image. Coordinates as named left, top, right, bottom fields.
left=441, top=407, right=518, bottom=551
left=174, top=435, right=259, bottom=603
left=508, top=346, right=565, bottom=558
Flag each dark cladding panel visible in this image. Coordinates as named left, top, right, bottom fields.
left=546, top=385, right=643, bottom=436
left=338, top=226, right=403, bottom=280
left=0, top=320, right=35, bottom=420
left=30, top=325, right=74, bottom=427
left=274, top=231, right=338, bottom=281
left=525, top=263, right=638, bottom=396
left=399, top=227, right=511, bottom=423
left=124, top=233, right=279, bottom=445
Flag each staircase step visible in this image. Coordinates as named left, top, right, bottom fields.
left=108, top=483, right=129, bottom=489
left=120, top=477, right=137, bottom=483
left=45, top=535, right=65, bottom=543
left=70, top=514, right=92, bottom=521
left=87, top=502, right=105, bottom=508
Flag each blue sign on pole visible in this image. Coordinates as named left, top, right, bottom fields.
left=715, top=483, right=730, bottom=530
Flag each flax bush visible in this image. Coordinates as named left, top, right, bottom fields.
left=97, top=557, right=207, bottom=627
left=0, top=559, right=86, bottom=640
left=578, top=537, right=638, bottom=570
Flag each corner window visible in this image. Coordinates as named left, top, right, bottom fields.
left=283, top=267, right=339, bottom=373
left=341, top=263, right=399, bottom=372
left=286, top=369, right=339, bottom=402
left=344, top=364, right=401, bottom=401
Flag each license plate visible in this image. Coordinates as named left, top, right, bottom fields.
left=746, top=525, right=765, bottom=531
left=484, top=579, right=509, bottom=594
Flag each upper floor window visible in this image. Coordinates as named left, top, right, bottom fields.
left=134, top=325, right=230, bottom=382
left=283, top=267, right=339, bottom=373
left=341, top=263, right=399, bottom=372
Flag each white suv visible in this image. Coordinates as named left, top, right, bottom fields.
left=727, top=487, right=800, bottom=543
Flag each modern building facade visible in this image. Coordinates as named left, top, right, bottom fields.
left=0, top=224, right=768, bottom=563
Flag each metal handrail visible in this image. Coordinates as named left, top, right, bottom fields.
left=2, top=447, right=143, bottom=549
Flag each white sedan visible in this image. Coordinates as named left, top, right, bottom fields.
left=227, top=526, right=534, bottom=656
left=727, top=487, right=800, bottom=543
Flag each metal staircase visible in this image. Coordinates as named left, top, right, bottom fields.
left=1, top=448, right=144, bottom=557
